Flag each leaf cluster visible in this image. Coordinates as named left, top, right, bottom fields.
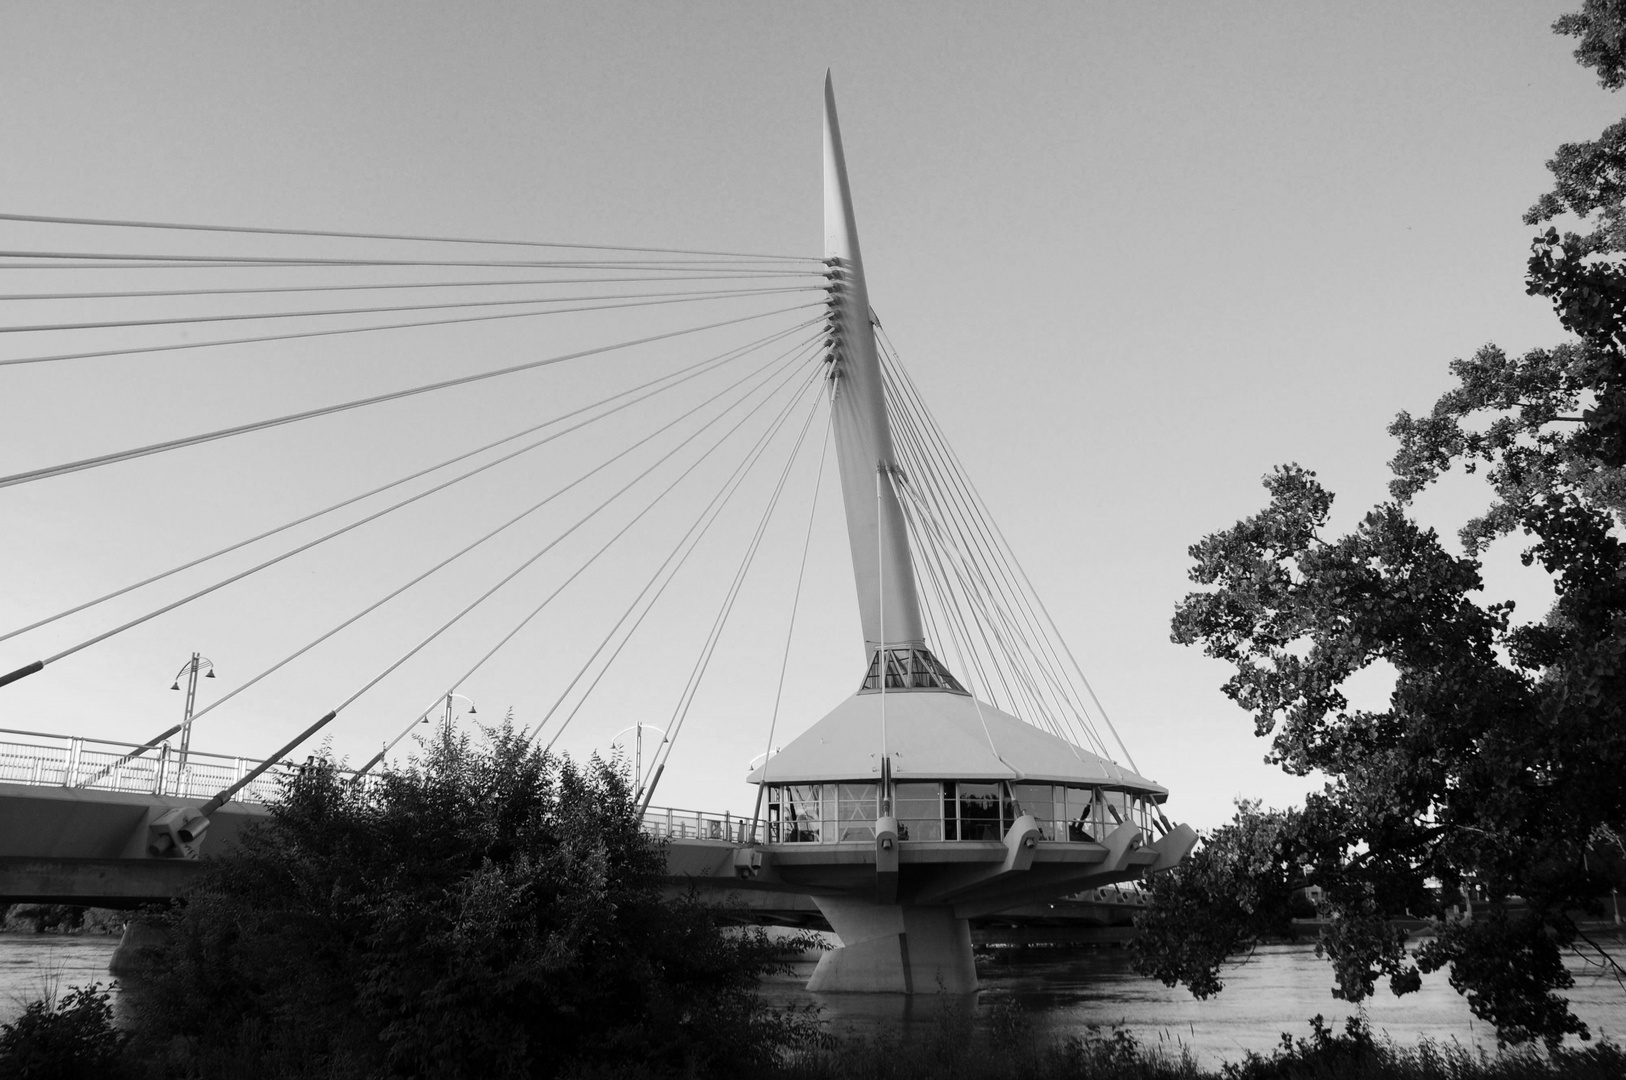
left=0, top=983, right=130, bottom=1080
left=126, top=723, right=811, bottom=1079
left=1138, top=5, right=1626, bottom=1050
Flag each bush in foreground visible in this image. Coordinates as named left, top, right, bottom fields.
left=0, top=983, right=129, bottom=1080
left=123, top=724, right=815, bottom=1079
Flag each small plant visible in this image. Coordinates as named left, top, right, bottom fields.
left=0, top=982, right=128, bottom=1080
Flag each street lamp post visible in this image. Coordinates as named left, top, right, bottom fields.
left=611, top=723, right=666, bottom=804
left=441, top=692, right=476, bottom=738
left=170, top=652, right=216, bottom=783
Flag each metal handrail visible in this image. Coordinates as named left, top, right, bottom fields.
left=0, top=727, right=365, bottom=803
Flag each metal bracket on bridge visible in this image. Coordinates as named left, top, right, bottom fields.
left=874, top=814, right=899, bottom=903
left=1096, top=820, right=1143, bottom=877
left=147, top=806, right=210, bottom=859
left=1000, top=813, right=1041, bottom=874
left=1145, top=822, right=1197, bottom=873
left=732, top=847, right=764, bottom=879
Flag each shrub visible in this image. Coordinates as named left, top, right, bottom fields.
left=126, top=723, right=815, bottom=1079
left=0, top=983, right=129, bottom=1080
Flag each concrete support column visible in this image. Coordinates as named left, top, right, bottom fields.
left=808, top=895, right=977, bottom=994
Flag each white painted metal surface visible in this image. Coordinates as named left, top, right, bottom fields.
left=824, top=73, right=927, bottom=655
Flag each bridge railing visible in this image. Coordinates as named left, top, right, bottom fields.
left=0, top=727, right=362, bottom=804
left=639, top=804, right=756, bottom=844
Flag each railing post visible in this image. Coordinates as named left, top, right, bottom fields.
left=64, top=738, right=83, bottom=787
left=666, top=807, right=673, bottom=838
left=153, top=742, right=171, bottom=796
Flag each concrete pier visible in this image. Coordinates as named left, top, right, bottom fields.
left=810, top=896, right=977, bottom=994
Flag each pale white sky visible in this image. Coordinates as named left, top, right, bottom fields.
left=0, top=3, right=1613, bottom=829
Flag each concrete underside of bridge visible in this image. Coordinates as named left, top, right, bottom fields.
left=665, top=821, right=1197, bottom=993
left=0, top=784, right=1194, bottom=996
left=0, top=781, right=267, bottom=905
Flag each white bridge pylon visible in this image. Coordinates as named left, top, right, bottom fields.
left=735, top=76, right=1196, bottom=995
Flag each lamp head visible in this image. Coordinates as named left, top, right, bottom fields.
left=170, top=682, right=180, bottom=691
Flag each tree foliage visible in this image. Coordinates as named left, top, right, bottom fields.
left=0, top=984, right=129, bottom=1080
left=1133, top=4, right=1626, bottom=1050
left=127, top=725, right=813, bottom=1079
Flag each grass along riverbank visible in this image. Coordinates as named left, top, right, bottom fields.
left=4, top=984, right=1623, bottom=1080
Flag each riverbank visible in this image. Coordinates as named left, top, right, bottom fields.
left=5, top=976, right=1622, bottom=1080
left=778, top=1015, right=1626, bottom=1080
left=0, top=903, right=125, bottom=936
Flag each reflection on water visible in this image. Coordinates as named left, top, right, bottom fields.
left=1, top=933, right=1619, bottom=1069
left=758, top=941, right=1625, bottom=1069
left=0, top=934, right=122, bottom=1024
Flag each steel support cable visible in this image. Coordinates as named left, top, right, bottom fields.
left=904, top=504, right=959, bottom=690
left=0, top=211, right=821, bottom=262
left=0, top=327, right=824, bottom=690
left=1, top=318, right=821, bottom=647
left=887, top=424, right=999, bottom=705
left=0, top=289, right=820, bottom=370
left=881, top=356, right=1086, bottom=739
left=883, top=373, right=1062, bottom=730
left=0, top=249, right=809, bottom=271
left=897, top=433, right=1077, bottom=745
left=896, top=407, right=1101, bottom=755
left=887, top=458, right=1021, bottom=716
left=883, top=349, right=1125, bottom=767
left=360, top=358, right=822, bottom=776
left=214, top=347, right=821, bottom=799
left=910, top=506, right=988, bottom=704
left=0, top=271, right=812, bottom=303
left=891, top=468, right=1053, bottom=754
left=892, top=471, right=1058, bottom=736
left=902, top=490, right=1008, bottom=753
left=0, top=283, right=822, bottom=336
left=878, top=329, right=1140, bottom=773
left=880, top=345, right=1104, bottom=744
left=0, top=301, right=818, bottom=489
left=889, top=471, right=1021, bottom=778
left=893, top=432, right=1087, bottom=749
left=161, top=341, right=820, bottom=740
left=386, top=359, right=820, bottom=763
left=890, top=447, right=993, bottom=702
left=537, top=377, right=827, bottom=756
left=0, top=260, right=806, bottom=274
left=634, top=376, right=827, bottom=809
left=749, top=407, right=834, bottom=836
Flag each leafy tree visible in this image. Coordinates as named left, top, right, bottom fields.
left=127, top=724, right=814, bottom=1079
left=1133, top=4, right=1626, bottom=1049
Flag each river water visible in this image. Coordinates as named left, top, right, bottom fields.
left=2, top=932, right=1621, bottom=1069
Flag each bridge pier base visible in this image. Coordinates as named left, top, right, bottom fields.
left=808, top=896, right=976, bottom=994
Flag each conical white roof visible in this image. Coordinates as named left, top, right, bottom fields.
left=746, top=688, right=1166, bottom=797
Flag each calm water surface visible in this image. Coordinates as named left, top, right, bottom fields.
left=757, top=939, right=1625, bottom=1069
left=0, top=933, right=122, bottom=1022
left=2, top=933, right=1620, bottom=1069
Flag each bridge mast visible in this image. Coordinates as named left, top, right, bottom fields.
left=823, top=73, right=927, bottom=661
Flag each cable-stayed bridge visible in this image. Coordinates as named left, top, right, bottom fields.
left=0, top=78, right=1194, bottom=992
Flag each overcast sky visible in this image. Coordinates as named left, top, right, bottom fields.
left=1, top=3, right=1615, bottom=829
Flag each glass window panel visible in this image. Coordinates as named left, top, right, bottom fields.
left=1062, top=785, right=1097, bottom=842
left=836, top=782, right=877, bottom=841
left=894, top=782, right=941, bottom=842
left=782, top=784, right=823, bottom=843
left=956, top=782, right=1002, bottom=842
left=1012, top=784, right=1056, bottom=840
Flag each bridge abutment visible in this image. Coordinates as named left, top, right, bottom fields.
left=808, top=896, right=976, bottom=994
